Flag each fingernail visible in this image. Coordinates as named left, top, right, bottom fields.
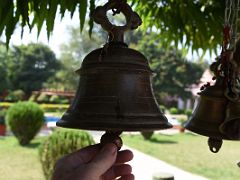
left=102, top=143, right=117, bottom=155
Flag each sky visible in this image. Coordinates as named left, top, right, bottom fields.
left=8, top=12, right=79, bottom=58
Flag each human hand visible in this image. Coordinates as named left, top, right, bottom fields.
left=52, top=143, right=134, bottom=180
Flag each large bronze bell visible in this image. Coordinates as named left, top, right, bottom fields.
left=220, top=102, right=240, bottom=140
left=184, top=79, right=229, bottom=152
left=57, top=0, right=172, bottom=134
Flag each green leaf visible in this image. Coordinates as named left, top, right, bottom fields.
left=46, top=0, right=58, bottom=40
left=36, top=0, right=48, bottom=38
left=0, top=0, right=13, bottom=37
left=88, top=0, right=95, bottom=37
left=17, top=0, right=30, bottom=37
left=79, top=0, right=87, bottom=32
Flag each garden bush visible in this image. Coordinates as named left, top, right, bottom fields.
left=4, top=91, right=17, bottom=102
left=6, top=101, right=44, bottom=145
left=159, top=105, right=166, bottom=113
left=4, top=90, right=25, bottom=102
left=169, top=107, right=179, bottom=114
left=59, top=98, right=69, bottom=104
left=49, top=95, right=61, bottom=103
left=37, top=93, right=49, bottom=103
left=29, top=94, right=37, bottom=101
left=141, top=131, right=154, bottom=140
left=12, top=89, right=25, bottom=100
left=184, top=108, right=193, bottom=117
left=39, top=128, right=95, bottom=180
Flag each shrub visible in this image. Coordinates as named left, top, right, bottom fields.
left=177, top=109, right=185, bottom=114
left=184, top=108, right=193, bottom=117
left=4, top=91, right=17, bottom=102
left=39, top=128, right=95, bottom=180
left=6, top=101, right=44, bottom=145
left=12, top=89, right=25, bottom=100
left=159, top=105, right=166, bottom=113
left=4, top=90, right=25, bottom=102
left=59, top=98, right=69, bottom=104
left=49, top=95, right=61, bottom=103
left=40, top=103, right=69, bottom=112
left=29, top=94, right=37, bottom=101
left=169, top=107, right=179, bottom=114
left=141, top=131, right=154, bottom=140
left=37, top=93, right=49, bottom=103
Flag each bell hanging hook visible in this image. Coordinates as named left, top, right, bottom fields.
left=91, top=0, right=142, bottom=43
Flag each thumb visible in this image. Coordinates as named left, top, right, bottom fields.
left=88, top=143, right=117, bottom=176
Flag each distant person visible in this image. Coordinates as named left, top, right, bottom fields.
left=52, top=143, right=134, bottom=180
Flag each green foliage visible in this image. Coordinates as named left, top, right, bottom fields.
left=129, top=31, right=205, bottom=101
left=4, top=91, right=17, bottom=102
left=141, top=131, right=154, bottom=140
left=39, top=128, right=95, bottom=180
left=0, top=43, right=9, bottom=94
left=0, top=0, right=225, bottom=53
left=59, top=98, right=69, bottom=104
left=37, top=93, right=49, bottom=103
left=44, top=26, right=105, bottom=90
left=40, top=104, right=69, bottom=113
left=0, top=43, right=60, bottom=95
left=169, top=107, right=179, bottom=114
left=159, top=105, right=166, bottom=113
left=6, top=101, right=44, bottom=145
left=49, top=95, right=69, bottom=104
left=49, top=95, right=61, bottom=103
left=0, top=108, right=7, bottom=125
left=12, top=89, right=25, bottom=100
left=0, top=0, right=95, bottom=45
left=29, top=94, right=37, bottom=101
left=4, top=90, right=25, bottom=102
left=131, top=0, right=224, bottom=53
left=0, top=102, right=69, bottom=113
left=8, top=43, right=60, bottom=95
left=184, top=109, right=193, bottom=117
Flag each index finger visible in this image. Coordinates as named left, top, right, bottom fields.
left=62, top=144, right=101, bottom=167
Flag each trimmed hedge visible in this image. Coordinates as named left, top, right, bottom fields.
left=39, top=128, right=95, bottom=180
left=6, top=101, right=44, bottom=145
left=141, top=131, right=154, bottom=140
left=0, top=102, right=69, bottom=112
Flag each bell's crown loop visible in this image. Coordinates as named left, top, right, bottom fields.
left=91, top=0, right=142, bottom=42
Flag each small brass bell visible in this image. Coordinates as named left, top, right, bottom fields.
left=57, top=0, right=172, bottom=147
left=185, top=79, right=229, bottom=153
left=220, top=101, right=240, bottom=140
left=220, top=39, right=240, bottom=140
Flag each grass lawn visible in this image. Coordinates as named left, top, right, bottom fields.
left=0, top=136, right=46, bottom=180
left=122, top=132, right=240, bottom=180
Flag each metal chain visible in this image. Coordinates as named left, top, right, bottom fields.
left=223, top=0, right=240, bottom=101
left=224, top=0, right=240, bottom=49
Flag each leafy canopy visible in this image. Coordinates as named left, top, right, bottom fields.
left=0, top=0, right=225, bottom=53
left=0, top=43, right=60, bottom=95
left=129, top=30, right=205, bottom=101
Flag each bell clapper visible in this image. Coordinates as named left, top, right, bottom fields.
left=207, top=137, right=223, bottom=153
left=100, top=131, right=123, bottom=150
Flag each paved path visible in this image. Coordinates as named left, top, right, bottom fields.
left=90, top=131, right=208, bottom=180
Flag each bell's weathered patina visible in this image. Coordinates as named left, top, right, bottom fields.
left=57, top=0, right=172, bottom=132
left=185, top=79, right=229, bottom=153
